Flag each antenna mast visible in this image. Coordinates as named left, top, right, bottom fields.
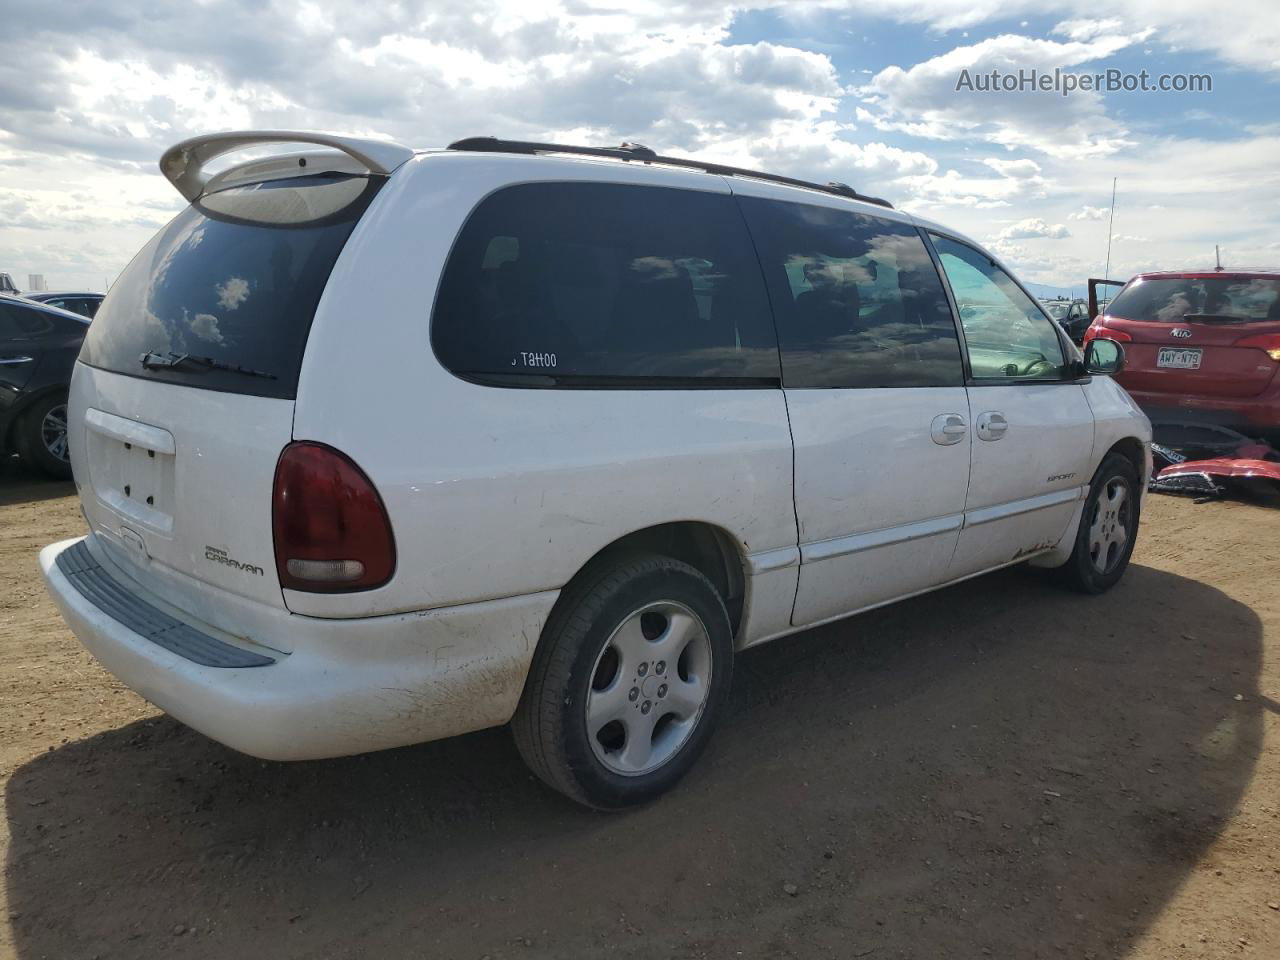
left=1103, top=177, right=1118, bottom=281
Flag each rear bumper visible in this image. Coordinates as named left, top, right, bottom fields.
left=1124, top=386, right=1280, bottom=433
left=40, top=535, right=556, bottom=760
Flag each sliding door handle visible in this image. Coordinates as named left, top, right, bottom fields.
left=977, top=411, right=1008, bottom=441
left=931, top=413, right=968, bottom=445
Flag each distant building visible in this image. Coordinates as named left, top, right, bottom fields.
left=27, top=274, right=47, bottom=292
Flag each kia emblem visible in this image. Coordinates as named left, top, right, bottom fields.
left=1171, top=328, right=1192, bottom=338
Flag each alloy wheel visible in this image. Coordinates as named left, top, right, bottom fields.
left=41, top=403, right=70, bottom=463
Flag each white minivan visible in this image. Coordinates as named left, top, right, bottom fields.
left=40, top=132, right=1150, bottom=808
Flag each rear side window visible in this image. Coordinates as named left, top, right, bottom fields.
left=0, top=304, right=25, bottom=341
left=80, top=173, right=382, bottom=399
left=1108, top=276, right=1280, bottom=323
left=431, top=182, right=780, bottom=386
left=0, top=302, right=71, bottom=339
left=737, top=197, right=963, bottom=388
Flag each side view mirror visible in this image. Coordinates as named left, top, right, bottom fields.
left=1083, top=337, right=1126, bottom=376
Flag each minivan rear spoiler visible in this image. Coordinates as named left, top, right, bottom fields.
left=159, top=131, right=416, bottom=202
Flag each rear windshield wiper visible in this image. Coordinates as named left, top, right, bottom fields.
left=140, top=350, right=277, bottom=380
left=1181, top=313, right=1252, bottom=324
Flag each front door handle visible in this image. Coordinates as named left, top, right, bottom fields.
left=0, top=355, right=33, bottom=365
left=930, top=413, right=968, bottom=446
left=976, top=411, right=1009, bottom=441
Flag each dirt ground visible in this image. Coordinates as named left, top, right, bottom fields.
left=1, top=458, right=1278, bottom=960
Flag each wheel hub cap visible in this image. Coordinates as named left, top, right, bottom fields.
left=585, top=600, right=713, bottom=777
left=1087, top=477, right=1131, bottom=575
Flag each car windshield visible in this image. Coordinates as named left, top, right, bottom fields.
left=1043, top=302, right=1070, bottom=319
left=1108, top=276, right=1280, bottom=323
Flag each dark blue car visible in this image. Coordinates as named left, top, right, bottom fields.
left=1, top=295, right=90, bottom=478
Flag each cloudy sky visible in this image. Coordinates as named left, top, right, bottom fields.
left=1, top=0, right=1277, bottom=294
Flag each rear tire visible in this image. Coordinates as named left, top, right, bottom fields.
left=512, top=554, right=733, bottom=809
left=16, top=394, right=72, bottom=480
left=1059, top=452, right=1140, bottom=594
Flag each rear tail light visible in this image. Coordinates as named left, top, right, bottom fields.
left=1083, top=323, right=1130, bottom=345
left=1235, top=333, right=1280, bottom=362
left=272, top=442, right=396, bottom=592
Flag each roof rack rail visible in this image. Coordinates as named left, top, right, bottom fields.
left=446, top=136, right=893, bottom=210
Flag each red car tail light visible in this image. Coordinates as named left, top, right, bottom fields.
left=1084, top=323, right=1130, bottom=345
left=1235, top=333, right=1280, bottom=362
left=272, top=442, right=396, bottom=592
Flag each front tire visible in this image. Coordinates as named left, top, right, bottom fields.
left=16, top=394, right=72, bottom=480
left=512, top=554, right=733, bottom=809
left=1060, top=452, right=1140, bottom=594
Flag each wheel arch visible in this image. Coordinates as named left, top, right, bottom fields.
left=555, top=521, right=748, bottom=641
left=1105, top=435, right=1148, bottom=486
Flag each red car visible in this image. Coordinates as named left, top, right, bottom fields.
left=1085, top=271, right=1280, bottom=437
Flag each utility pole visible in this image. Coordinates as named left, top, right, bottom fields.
left=1103, top=177, right=1117, bottom=281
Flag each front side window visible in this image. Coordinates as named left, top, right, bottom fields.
left=738, top=197, right=963, bottom=388
left=931, top=235, right=1066, bottom=380
left=431, top=182, right=779, bottom=386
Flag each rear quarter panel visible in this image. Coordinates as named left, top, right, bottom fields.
left=291, top=153, right=798, bottom=620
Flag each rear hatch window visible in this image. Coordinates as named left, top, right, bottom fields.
left=1108, top=276, right=1280, bottom=324
left=81, top=173, right=382, bottom=399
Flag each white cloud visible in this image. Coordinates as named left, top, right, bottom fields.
left=857, top=32, right=1146, bottom=159
left=998, top=218, right=1071, bottom=239
left=913, top=132, right=1280, bottom=285
left=982, top=157, right=1041, bottom=179
left=189, top=313, right=223, bottom=343
left=0, top=0, right=1277, bottom=294
left=216, top=277, right=250, bottom=310
left=1051, top=18, right=1125, bottom=42
left=986, top=239, right=1058, bottom=273
left=843, top=0, right=1280, bottom=75
left=1069, top=205, right=1109, bottom=220
left=899, top=165, right=1046, bottom=209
